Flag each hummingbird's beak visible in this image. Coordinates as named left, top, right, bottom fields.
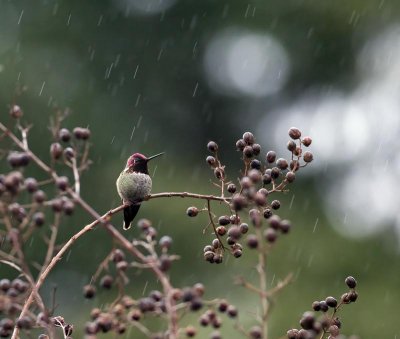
left=146, top=152, right=165, bottom=162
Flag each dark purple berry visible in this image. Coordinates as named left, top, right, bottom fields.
left=266, top=151, right=276, bottom=163
left=289, top=127, right=301, bottom=140
left=252, top=144, right=261, bottom=155
left=207, top=141, right=218, bottom=153
left=287, top=140, right=296, bottom=152
left=59, top=128, right=71, bottom=142
left=303, top=151, right=313, bottom=163
left=345, top=276, right=357, bottom=289
left=206, top=156, right=217, bottom=167
left=187, top=207, right=199, bottom=217
left=236, top=139, right=246, bottom=151
left=83, top=285, right=96, bottom=299
left=302, top=136, right=312, bottom=147
left=73, top=127, right=91, bottom=140
left=325, top=296, right=337, bottom=308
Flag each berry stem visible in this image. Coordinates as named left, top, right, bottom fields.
left=255, top=227, right=269, bottom=339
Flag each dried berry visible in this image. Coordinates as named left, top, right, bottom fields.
left=214, top=167, right=225, bottom=180
left=227, top=183, right=236, bottom=194
left=187, top=206, right=199, bottom=217
left=276, top=158, right=289, bottom=170
left=285, top=171, right=296, bottom=183
left=83, top=285, right=96, bottom=299
left=303, top=151, right=313, bottom=163
left=0, top=279, right=11, bottom=292
left=302, top=136, right=312, bottom=147
left=263, top=208, right=273, bottom=219
left=73, top=127, right=91, bottom=140
left=312, top=301, right=321, bottom=311
left=287, top=140, right=296, bottom=152
left=239, top=223, right=249, bottom=234
left=16, top=316, right=32, bottom=329
left=243, top=145, right=254, bottom=158
left=7, top=152, right=30, bottom=168
left=345, top=276, right=357, bottom=289
left=348, top=291, right=358, bottom=302
left=206, top=156, right=217, bottom=167
left=50, top=142, right=63, bottom=160
left=207, top=141, right=218, bottom=153
left=271, top=200, right=281, bottom=210
left=266, top=151, right=276, bottom=163
left=33, top=212, right=45, bottom=226
left=279, top=220, right=291, bottom=233
left=325, top=296, right=337, bottom=308
left=299, top=312, right=315, bottom=330
left=216, top=226, right=227, bottom=236
left=250, top=159, right=262, bottom=170
left=227, top=305, right=238, bottom=318
left=100, top=275, right=113, bottom=289
left=56, top=176, right=69, bottom=191
left=264, top=228, right=277, bottom=243
left=287, top=329, right=299, bottom=339
left=252, top=144, right=261, bottom=155
left=185, top=325, right=197, bottom=337
left=63, top=199, right=75, bottom=215
left=319, top=300, right=329, bottom=312
left=25, top=177, right=38, bottom=193
left=59, top=128, right=71, bottom=142
left=289, top=127, right=301, bottom=140
left=236, top=139, right=246, bottom=151
left=270, top=167, right=280, bottom=179
left=63, top=147, right=75, bottom=160
left=218, top=215, right=230, bottom=226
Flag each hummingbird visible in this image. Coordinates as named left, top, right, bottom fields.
left=116, top=152, right=164, bottom=230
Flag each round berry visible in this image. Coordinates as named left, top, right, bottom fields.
left=73, top=127, right=91, bottom=140
left=252, top=144, right=261, bottom=155
left=187, top=207, right=199, bottom=217
left=271, top=200, right=281, bottom=210
left=243, top=145, right=254, bottom=158
left=243, top=132, right=255, bottom=145
left=287, top=140, right=296, bottom=152
left=289, top=127, right=301, bottom=140
left=276, top=158, right=288, bottom=170
left=345, top=276, right=357, bottom=289
left=236, top=139, right=246, bottom=151
left=50, top=142, right=63, bottom=160
left=207, top=141, right=218, bottom=153
left=59, top=128, right=71, bottom=142
left=325, top=296, right=337, bottom=308
left=266, top=151, right=276, bottom=163
left=302, top=136, right=312, bottom=147
left=83, top=285, right=96, bottom=299
left=227, top=183, right=236, bottom=194
left=206, top=156, right=217, bottom=167
left=303, top=151, right=313, bottom=163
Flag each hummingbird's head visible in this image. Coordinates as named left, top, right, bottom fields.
left=126, top=152, right=164, bottom=173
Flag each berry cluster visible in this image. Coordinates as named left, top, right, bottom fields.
left=187, top=129, right=313, bottom=263
left=287, top=276, right=358, bottom=339
left=82, top=218, right=238, bottom=338
left=0, top=108, right=93, bottom=338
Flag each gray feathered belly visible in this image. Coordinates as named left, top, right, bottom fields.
left=116, top=172, right=152, bottom=203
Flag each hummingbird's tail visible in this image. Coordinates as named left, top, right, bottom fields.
left=123, top=204, right=141, bottom=230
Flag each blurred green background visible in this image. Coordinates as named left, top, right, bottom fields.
left=1, top=0, right=400, bottom=338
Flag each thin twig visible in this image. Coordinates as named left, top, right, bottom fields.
left=71, top=157, right=80, bottom=195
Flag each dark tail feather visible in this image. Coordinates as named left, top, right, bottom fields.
left=123, top=204, right=140, bottom=230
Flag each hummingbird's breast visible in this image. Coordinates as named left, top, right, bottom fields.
left=116, top=171, right=152, bottom=203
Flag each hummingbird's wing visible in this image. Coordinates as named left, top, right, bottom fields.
left=123, top=204, right=141, bottom=230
